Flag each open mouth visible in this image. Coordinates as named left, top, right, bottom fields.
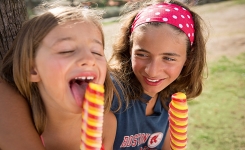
left=70, top=76, right=94, bottom=107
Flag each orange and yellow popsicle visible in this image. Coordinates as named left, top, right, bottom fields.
left=80, top=82, right=104, bottom=150
left=169, top=92, right=188, bottom=150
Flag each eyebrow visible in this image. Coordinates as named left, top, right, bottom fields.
left=52, top=37, right=103, bottom=47
left=52, top=37, right=72, bottom=47
left=135, top=49, right=181, bottom=57
left=93, top=39, right=103, bottom=46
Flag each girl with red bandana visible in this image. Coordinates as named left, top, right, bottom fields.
left=109, top=0, right=208, bottom=149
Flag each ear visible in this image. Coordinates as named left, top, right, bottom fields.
left=30, top=67, right=41, bottom=82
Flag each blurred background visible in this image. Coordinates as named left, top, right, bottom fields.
left=1, top=0, right=245, bottom=149
left=24, top=0, right=229, bottom=18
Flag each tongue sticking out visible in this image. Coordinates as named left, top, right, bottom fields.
left=70, top=81, right=88, bottom=107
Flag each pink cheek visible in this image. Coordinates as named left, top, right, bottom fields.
left=131, top=62, right=142, bottom=73
left=169, top=69, right=182, bottom=79
left=131, top=60, right=137, bottom=70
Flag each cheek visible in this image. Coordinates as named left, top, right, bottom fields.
left=38, top=59, right=67, bottom=82
left=131, top=57, right=139, bottom=73
left=168, top=65, right=184, bottom=79
left=46, top=61, right=66, bottom=74
left=98, top=61, right=107, bottom=84
left=131, top=59, right=148, bottom=79
left=101, top=69, right=107, bottom=84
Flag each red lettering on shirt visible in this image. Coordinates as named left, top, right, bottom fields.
left=120, top=133, right=151, bottom=148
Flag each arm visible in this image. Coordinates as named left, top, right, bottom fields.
left=0, top=80, right=45, bottom=150
left=102, top=111, right=117, bottom=150
left=162, top=128, right=171, bottom=150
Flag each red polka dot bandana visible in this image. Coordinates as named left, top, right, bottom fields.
left=131, top=2, right=195, bottom=45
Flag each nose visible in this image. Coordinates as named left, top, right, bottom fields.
left=145, top=58, right=162, bottom=77
left=77, top=50, right=95, bottom=67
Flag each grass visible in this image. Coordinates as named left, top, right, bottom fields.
left=102, top=17, right=119, bottom=25
left=234, top=0, right=245, bottom=4
left=187, top=53, right=245, bottom=150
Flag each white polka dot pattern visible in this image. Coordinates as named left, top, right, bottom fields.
left=155, top=12, right=160, bottom=15
left=131, top=2, right=195, bottom=45
left=163, top=18, right=168, bottom=22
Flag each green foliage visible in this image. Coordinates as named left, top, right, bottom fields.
left=197, top=0, right=229, bottom=5
left=102, top=6, right=122, bottom=18
left=187, top=53, right=245, bottom=150
left=234, top=0, right=245, bottom=4
left=102, top=17, right=119, bottom=25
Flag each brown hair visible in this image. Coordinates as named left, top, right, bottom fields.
left=1, top=4, right=116, bottom=134
left=109, top=0, right=208, bottom=110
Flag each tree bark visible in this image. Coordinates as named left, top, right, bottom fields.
left=0, top=0, right=27, bottom=64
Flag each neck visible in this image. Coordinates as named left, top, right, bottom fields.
left=145, top=94, right=158, bottom=116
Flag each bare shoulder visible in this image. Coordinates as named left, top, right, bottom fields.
left=162, top=128, right=171, bottom=150
left=0, top=80, right=45, bottom=149
left=104, top=111, right=116, bottom=123
left=0, top=79, right=21, bottom=98
left=103, top=111, right=117, bottom=134
left=102, top=111, right=117, bottom=150
left=0, top=79, right=27, bottom=109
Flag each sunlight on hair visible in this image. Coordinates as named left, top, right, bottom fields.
left=48, top=7, right=65, bottom=15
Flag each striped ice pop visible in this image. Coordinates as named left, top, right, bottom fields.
left=80, top=82, right=104, bottom=150
left=169, top=92, right=188, bottom=150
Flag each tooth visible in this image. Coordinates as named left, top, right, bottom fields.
left=74, top=76, right=94, bottom=80
left=87, top=76, right=94, bottom=80
left=74, top=77, right=86, bottom=80
left=147, top=78, right=159, bottom=82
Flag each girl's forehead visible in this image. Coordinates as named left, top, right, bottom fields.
left=133, top=24, right=187, bottom=42
left=58, top=19, right=88, bottom=26
left=131, top=24, right=188, bottom=54
left=42, top=21, right=103, bottom=47
left=56, top=20, right=100, bottom=34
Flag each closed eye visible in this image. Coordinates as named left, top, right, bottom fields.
left=59, top=50, right=74, bottom=54
left=92, top=52, right=103, bottom=56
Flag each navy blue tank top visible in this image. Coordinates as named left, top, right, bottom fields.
left=111, top=84, right=169, bottom=150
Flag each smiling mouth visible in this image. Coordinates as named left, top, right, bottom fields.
left=146, top=78, right=160, bottom=82
left=144, top=77, right=164, bottom=86
left=70, top=76, right=95, bottom=107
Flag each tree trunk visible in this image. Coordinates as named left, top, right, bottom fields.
left=0, top=0, right=27, bottom=64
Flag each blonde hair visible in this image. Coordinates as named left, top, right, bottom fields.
left=1, top=4, right=116, bottom=134
left=110, top=0, right=208, bottom=110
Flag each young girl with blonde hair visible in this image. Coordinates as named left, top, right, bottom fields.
left=0, top=3, right=117, bottom=150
